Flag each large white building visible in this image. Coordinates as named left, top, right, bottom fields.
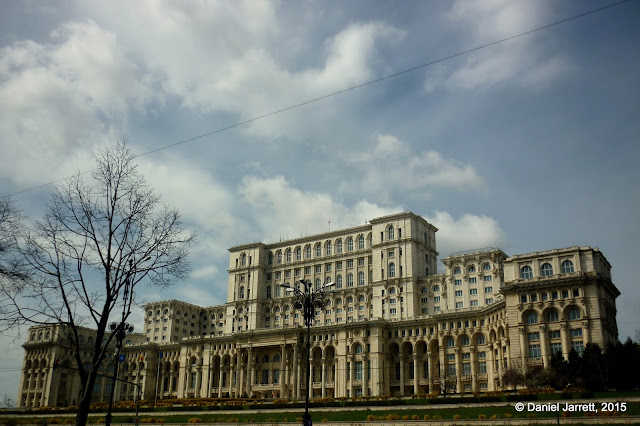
left=18, top=212, right=620, bottom=407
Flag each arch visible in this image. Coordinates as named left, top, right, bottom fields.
left=285, top=248, right=292, bottom=262
left=541, top=262, right=553, bottom=276
left=458, top=334, right=470, bottom=346
left=453, top=267, right=461, bottom=275
left=544, top=307, right=559, bottom=322
left=241, top=253, right=247, bottom=266
left=521, top=265, right=533, bottom=279
left=445, top=336, right=455, bottom=347
left=305, top=245, right=312, bottom=259
left=358, top=234, right=365, bottom=250
left=414, top=339, right=427, bottom=354
left=483, top=263, right=492, bottom=271
left=565, top=306, right=582, bottom=321
left=335, top=239, right=343, bottom=254
left=473, top=332, right=487, bottom=346
left=358, top=295, right=366, bottom=302
left=561, top=260, right=575, bottom=274
left=388, top=263, right=396, bottom=278
left=347, top=237, right=354, bottom=252
left=352, top=343, right=363, bottom=354
left=400, top=341, right=413, bottom=355
left=25, top=360, right=32, bottom=369
left=325, top=240, right=332, bottom=255
left=324, top=345, right=336, bottom=358
left=276, top=250, right=282, bottom=264
left=335, top=298, right=343, bottom=305
left=420, top=286, right=428, bottom=294
left=273, top=353, right=281, bottom=363
left=367, top=232, right=373, bottom=247
left=347, top=296, right=354, bottom=304
left=496, top=326, right=505, bottom=340
left=524, top=310, right=539, bottom=325
left=315, top=243, right=322, bottom=257
left=387, top=225, right=395, bottom=240
left=295, top=246, right=302, bottom=261
left=489, top=329, right=497, bottom=343
left=467, top=264, right=476, bottom=273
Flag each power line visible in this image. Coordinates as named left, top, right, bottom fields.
left=8, top=0, right=634, bottom=198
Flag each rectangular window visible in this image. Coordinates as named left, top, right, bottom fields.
left=484, top=287, right=493, bottom=293
left=336, top=262, right=342, bottom=270
left=463, top=362, right=471, bottom=375
left=570, top=328, right=583, bottom=337
left=275, top=271, right=282, bottom=279
left=294, top=268, right=301, bottom=276
left=421, top=297, right=428, bottom=303
left=390, top=308, right=397, bottom=314
left=358, top=258, right=365, bottom=266
left=325, top=263, right=332, bottom=272
left=434, top=296, right=440, bottom=302
left=470, top=300, right=478, bottom=307
left=455, top=302, right=463, bottom=308
left=315, top=265, right=322, bottom=273
left=454, top=279, right=462, bottom=286
left=529, top=344, right=542, bottom=358
left=267, top=273, right=272, bottom=281
left=483, top=275, right=492, bottom=282
left=541, top=293, right=548, bottom=301
left=485, top=298, right=493, bottom=304
left=455, top=290, right=463, bottom=297
left=434, top=306, right=441, bottom=312
left=285, top=270, right=291, bottom=278
left=305, top=266, right=311, bottom=275
left=550, top=342, right=562, bottom=355
left=528, top=332, right=540, bottom=341
left=388, top=250, right=395, bottom=257
left=447, top=364, right=456, bottom=376
left=347, top=260, right=354, bottom=268
left=548, top=330, right=561, bottom=339
left=469, top=277, right=477, bottom=284
left=470, top=289, right=478, bottom=295
left=572, top=341, right=584, bottom=355
left=478, top=361, right=487, bottom=374
left=552, top=291, right=558, bottom=300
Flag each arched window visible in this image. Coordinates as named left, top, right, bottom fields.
left=347, top=296, right=354, bottom=303
left=268, top=252, right=273, bottom=265
left=568, top=308, right=581, bottom=320
left=358, top=271, right=365, bottom=285
left=239, top=287, right=245, bottom=298
left=273, top=354, right=280, bottom=363
left=326, top=241, right=332, bottom=255
left=561, top=260, right=574, bottom=274
left=347, top=237, right=354, bottom=251
left=354, top=344, right=363, bottom=354
left=295, top=247, right=301, bottom=260
left=277, top=251, right=282, bottom=264
left=336, top=275, right=343, bottom=289
left=265, top=307, right=271, bottom=314
left=336, top=240, right=343, bottom=253
left=285, top=249, right=292, bottom=262
left=163, top=309, right=169, bottom=315
left=358, top=295, right=366, bottom=302
left=546, top=310, right=559, bottom=322
left=433, top=285, right=440, bottom=292
left=389, top=263, right=396, bottom=278
left=483, top=263, right=492, bottom=271
left=446, top=336, right=455, bottom=347
left=305, top=246, right=311, bottom=259
left=453, top=267, right=461, bottom=275
left=266, top=286, right=272, bottom=299
left=526, top=312, right=539, bottom=324
left=368, top=234, right=373, bottom=246
left=461, top=335, right=470, bottom=346
left=388, top=226, right=394, bottom=240
left=468, top=265, right=476, bottom=273
left=521, top=265, right=533, bottom=279
left=477, top=334, right=486, bottom=345
left=336, top=298, right=343, bottom=305
left=347, top=273, right=354, bottom=287
left=263, top=355, right=270, bottom=363
left=541, top=263, right=553, bottom=276
left=421, top=287, right=428, bottom=294
left=315, top=244, right=321, bottom=257
left=389, top=287, right=396, bottom=295
left=358, top=235, right=365, bottom=249
left=276, top=285, right=281, bottom=297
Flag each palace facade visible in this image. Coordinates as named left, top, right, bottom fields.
left=18, top=212, right=620, bottom=407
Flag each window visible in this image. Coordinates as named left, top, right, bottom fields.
left=326, top=263, right=332, bottom=272
left=548, top=330, right=561, bottom=339
left=470, top=288, right=478, bottom=295
left=570, top=328, right=583, bottom=337
left=483, top=275, right=492, bottom=282
left=550, top=342, right=562, bottom=355
left=239, top=287, right=245, bottom=298
left=477, top=334, right=486, bottom=344
left=305, top=245, right=311, bottom=259
left=389, top=308, right=396, bottom=314
left=358, top=257, right=365, bottom=266
left=568, top=308, right=581, bottom=320
left=266, top=286, right=272, bottom=299
left=454, top=279, right=462, bottom=286
left=421, top=297, right=428, bottom=303
left=469, top=277, right=477, bottom=284
left=483, top=263, right=491, bottom=271
left=315, top=244, right=321, bottom=257
left=453, top=267, right=461, bottom=275
left=347, top=273, right=354, bottom=287
left=433, top=285, right=440, bottom=292
left=388, top=226, right=394, bottom=240
left=526, top=312, right=539, bottom=324
left=295, top=247, right=301, bottom=260
left=529, top=344, right=541, bottom=358
left=336, top=240, right=343, bottom=253
left=434, top=306, right=441, bottom=312
left=336, top=275, right=343, bottom=289
left=358, top=271, right=365, bottom=286
left=358, top=235, right=365, bottom=249
left=326, top=241, right=332, bottom=255
left=285, top=249, right=292, bottom=262
left=470, top=300, right=478, bottom=307
left=389, top=263, right=396, bottom=278
left=547, top=310, right=559, bottom=322
left=347, top=260, right=354, bottom=268
left=528, top=332, right=540, bottom=341
left=455, top=290, right=463, bottom=297
left=336, top=261, right=342, bottom=270
left=461, top=335, right=470, bottom=346
left=478, top=361, right=487, bottom=374
left=521, top=265, right=533, bottom=279
left=468, top=265, right=476, bottom=273
left=561, top=260, right=575, bottom=274
left=541, top=263, right=553, bottom=276
left=433, top=296, right=440, bottom=302
left=484, top=287, right=493, bottom=293
left=388, top=249, right=395, bottom=257
left=347, top=238, right=354, bottom=251
left=456, top=302, right=463, bottom=308
left=294, top=268, right=301, bottom=276
left=463, top=362, right=471, bottom=375
left=572, top=341, right=584, bottom=355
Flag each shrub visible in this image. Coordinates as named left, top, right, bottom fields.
left=63, top=420, right=74, bottom=425
left=453, top=414, right=462, bottom=420
left=188, top=418, right=203, bottom=423
left=96, top=419, right=106, bottom=424
left=402, top=415, right=409, bottom=420
left=226, top=418, right=239, bottom=423
left=411, top=415, right=420, bottom=420
left=385, top=414, right=400, bottom=420
left=478, top=414, right=487, bottom=419
left=46, top=419, right=62, bottom=424
left=423, top=415, right=430, bottom=420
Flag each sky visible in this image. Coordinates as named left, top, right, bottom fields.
left=1, top=0, right=639, bottom=402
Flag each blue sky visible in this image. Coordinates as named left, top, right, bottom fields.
left=1, top=0, right=639, bottom=400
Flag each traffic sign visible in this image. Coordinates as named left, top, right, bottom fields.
left=119, top=354, right=126, bottom=362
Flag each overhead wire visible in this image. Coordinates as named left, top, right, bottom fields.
left=7, top=0, right=635, bottom=198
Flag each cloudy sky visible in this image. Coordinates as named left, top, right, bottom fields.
left=1, top=0, right=639, bottom=400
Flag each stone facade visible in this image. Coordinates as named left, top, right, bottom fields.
left=18, top=212, right=620, bottom=407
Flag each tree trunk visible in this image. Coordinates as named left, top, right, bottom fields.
left=76, top=390, right=92, bottom=426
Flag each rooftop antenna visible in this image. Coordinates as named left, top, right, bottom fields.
left=328, top=219, right=331, bottom=232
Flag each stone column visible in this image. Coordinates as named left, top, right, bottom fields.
left=230, top=359, right=236, bottom=397
left=413, top=354, right=419, bottom=395
left=295, top=354, right=302, bottom=399
left=247, top=350, right=253, bottom=398
left=398, top=355, right=405, bottom=396
left=497, top=343, right=505, bottom=384
left=427, top=351, right=435, bottom=392
left=539, top=325, right=549, bottom=368
left=455, top=348, right=462, bottom=393
left=239, top=361, right=245, bottom=397
left=195, top=367, right=202, bottom=397
left=487, top=344, right=495, bottom=391
left=218, top=364, right=224, bottom=398
left=235, top=357, right=241, bottom=397
left=383, top=357, right=390, bottom=396
left=470, top=347, right=477, bottom=393
left=349, top=356, right=355, bottom=397
left=321, top=359, right=326, bottom=397
left=308, top=356, right=314, bottom=399
left=281, top=345, right=287, bottom=397
left=560, top=323, right=570, bottom=360
left=582, top=320, right=591, bottom=345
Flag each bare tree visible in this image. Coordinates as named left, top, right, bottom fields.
left=0, top=142, right=196, bottom=426
left=0, top=196, right=28, bottom=289
left=502, top=363, right=525, bottom=393
left=1, top=394, right=15, bottom=408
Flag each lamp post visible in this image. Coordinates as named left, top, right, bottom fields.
left=105, top=259, right=138, bottom=426
left=280, top=279, right=333, bottom=426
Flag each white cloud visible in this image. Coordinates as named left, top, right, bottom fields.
left=239, top=175, right=401, bottom=242
left=424, top=211, right=506, bottom=260
left=425, top=0, right=570, bottom=92
left=345, top=134, right=483, bottom=202
left=0, top=20, right=155, bottom=186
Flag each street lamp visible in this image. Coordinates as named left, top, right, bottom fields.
left=280, top=279, right=334, bottom=426
left=105, top=258, right=144, bottom=426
